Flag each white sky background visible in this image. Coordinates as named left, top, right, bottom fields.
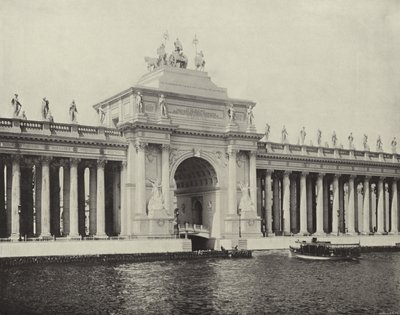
left=0, top=0, right=399, bottom=151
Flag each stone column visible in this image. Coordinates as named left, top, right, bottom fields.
left=113, top=165, right=121, bottom=235
left=96, top=158, right=106, bottom=237
left=120, top=161, right=127, bottom=236
left=356, top=183, right=363, bottom=233
left=347, top=175, right=356, bottom=234
left=0, top=163, right=7, bottom=237
left=272, top=173, right=281, bottom=232
left=332, top=174, right=340, bottom=235
left=0, top=161, right=5, bottom=237
left=362, top=177, right=371, bottom=234
left=69, top=158, right=79, bottom=237
left=264, top=170, right=273, bottom=235
left=316, top=173, right=324, bottom=235
left=40, top=157, right=51, bottom=237
left=10, top=155, right=21, bottom=239
left=249, top=151, right=257, bottom=209
left=282, top=171, right=291, bottom=235
left=299, top=172, right=308, bottom=235
left=227, top=148, right=237, bottom=215
left=390, top=179, right=398, bottom=234
left=385, top=184, right=390, bottom=232
left=126, top=140, right=136, bottom=236
left=135, top=141, right=147, bottom=216
left=62, top=164, right=70, bottom=236
left=376, top=177, right=385, bottom=234
left=89, top=166, right=97, bottom=235
left=161, top=145, right=170, bottom=212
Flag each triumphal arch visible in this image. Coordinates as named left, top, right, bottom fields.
left=0, top=38, right=399, bottom=251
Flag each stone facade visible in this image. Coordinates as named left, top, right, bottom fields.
left=0, top=66, right=398, bottom=249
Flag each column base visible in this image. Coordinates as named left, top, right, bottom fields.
left=297, top=231, right=309, bottom=236
left=67, top=234, right=81, bottom=240
left=39, top=234, right=53, bottom=240
left=314, top=231, right=326, bottom=236
left=389, top=231, right=400, bottom=235
left=9, top=233, right=20, bottom=241
left=94, top=234, right=108, bottom=239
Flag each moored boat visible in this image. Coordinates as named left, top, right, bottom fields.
left=289, top=237, right=361, bottom=261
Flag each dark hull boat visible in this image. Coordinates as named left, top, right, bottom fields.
left=289, top=238, right=361, bottom=261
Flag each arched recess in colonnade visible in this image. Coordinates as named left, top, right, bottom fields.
left=172, top=156, right=220, bottom=250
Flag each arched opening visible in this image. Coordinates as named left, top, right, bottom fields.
left=173, top=157, right=218, bottom=250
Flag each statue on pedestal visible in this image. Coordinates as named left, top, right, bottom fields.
left=69, top=100, right=78, bottom=122
left=41, top=97, right=49, bottom=120
left=331, top=131, right=338, bottom=148
left=195, top=51, right=205, bottom=71
left=281, top=125, right=288, bottom=144
left=348, top=132, right=354, bottom=149
left=264, top=123, right=270, bottom=141
left=363, top=134, right=369, bottom=151
left=97, top=107, right=106, bottom=124
left=317, top=129, right=322, bottom=146
left=238, top=182, right=255, bottom=213
left=376, top=136, right=383, bottom=152
left=136, top=92, right=144, bottom=114
left=21, top=111, right=27, bottom=120
left=391, top=137, right=397, bottom=153
left=11, top=94, right=22, bottom=117
left=227, top=104, right=235, bottom=121
left=148, top=178, right=165, bottom=215
left=300, top=127, right=306, bottom=145
left=247, top=105, right=254, bottom=126
left=159, top=94, right=168, bottom=117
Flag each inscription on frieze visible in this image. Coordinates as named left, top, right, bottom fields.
left=369, top=167, right=381, bottom=173
left=307, top=163, right=321, bottom=169
left=77, top=147, right=99, bottom=154
left=0, top=142, right=16, bottom=148
left=20, top=143, right=46, bottom=150
left=322, top=165, right=334, bottom=169
left=383, top=168, right=395, bottom=174
left=289, top=162, right=304, bottom=168
left=353, top=167, right=366, bottom=172
left=49, top=145, right=74, bottom=152
left=338, top=166, right=352, bottom=171
left=103, top=149, right=126, bottom=156
left=168, top=105, right=222, bottom=120
left=270, top=161, right=287, bottom=167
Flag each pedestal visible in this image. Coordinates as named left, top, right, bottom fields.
left=158, top=116, right=171, bottom=124
left=133, top=113, right=148, bottom=123
left=225, top=122, right=239, bottom=132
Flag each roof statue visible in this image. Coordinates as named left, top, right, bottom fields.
left=41, top=97, right=49, bottom=120
left=317, top=129, right=322, bottom=146
left=348, top=132, right=354, bottom=149
left=227, top=104, right=235, bottom=121
left=193, top=34, right=205, bottom=71
left=159, top=94, right=168, bottom=117
left=145, top=33, right=194, bottom=71
left=247, top=105, right=254, bottom=126
left=391, top=137, right=397, bottom=154
left=281, top=125, right=288, bottom=144
left=300, top=127, right=306, bottom=145
left=376, top=136, right=383, bottom=152
left=331, top=131, right=338, bottom=148
left=69, top=100, right=78, bottom=123
left=135, top=92, right=144, bottom=113
left=264, top=123, right=270, bottom=141
left=11, top=94, right=22, bottom=118
left=363, top=134, right=369, bottom=151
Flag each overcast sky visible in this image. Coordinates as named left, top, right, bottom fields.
left=1, top=0, right=399, bottom=151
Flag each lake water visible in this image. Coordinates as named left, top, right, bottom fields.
left=1, top=251, right=400, bottom=314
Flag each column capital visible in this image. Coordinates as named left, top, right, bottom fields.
left=135, top=141, right=147, bottom=152
left=161, top=144, right=171, bottom=152
left=226, top=148, right=238, bottom=159
left=11, top=154, right=22, bottom=163
left=333, top=173, right=341, bottom=179
left=264, top=169, right=273, bottom=176
left=121, top=160, right=128, bottom=169
left=70, top=158, right=80, bottom=167
left=301, top=171, right=309, bottom=177
left=40, top=156, right=53, bottom=164
left=364, top=175, right=371, bottom=181
left=378, top=176, right=385, bottom=181
left=249, top=150, right=257, bottom=158
left=283, top=170, right=291, bottom=177
left=97, top=158, right=107, bottom=168
left=349, top=174, right=356, bottom=180
left=317, top=172, right=325, bottom=179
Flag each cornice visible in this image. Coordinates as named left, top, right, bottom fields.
left=257, top=152, right=399, bottom=169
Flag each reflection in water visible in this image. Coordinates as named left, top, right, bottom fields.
left=1, top=251, right=400, bottom=314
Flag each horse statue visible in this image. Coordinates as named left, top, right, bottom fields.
left=195, top=51, right=205, bottom=71
left=144, top=56, right=159, bottom=71
left=168, top=51, right=188, bottom=69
